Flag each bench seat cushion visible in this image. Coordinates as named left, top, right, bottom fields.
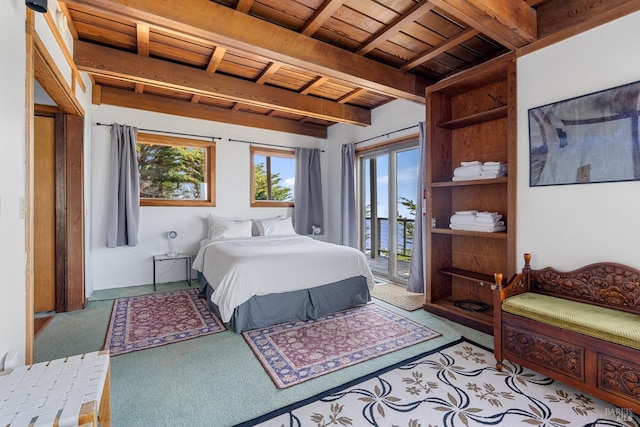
left=502, top=293, right=640, bottom=350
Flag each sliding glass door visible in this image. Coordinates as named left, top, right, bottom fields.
left=358, top=139, right=419, bottom=284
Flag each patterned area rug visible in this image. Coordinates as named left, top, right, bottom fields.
left=104, top=288, right=226, bottom=356
left=242, top=303, right=440, bottom=388
left=371, top=282, right=424, bottom=311
left=237, top=337, right=640, bottom=426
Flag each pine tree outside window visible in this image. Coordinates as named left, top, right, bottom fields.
left=250, top=146, right=295, bottom=207
left=137, top=133, right=216, bottom=207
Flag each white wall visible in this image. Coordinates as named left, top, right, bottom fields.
left=0, top=0, right=27, bottom=367
left=517, top=11, right=640, bottom=270
left=88, top=105, right=326, bottom=290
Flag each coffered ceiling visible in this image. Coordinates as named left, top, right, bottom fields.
left=58, top=0, right=640, bottom=137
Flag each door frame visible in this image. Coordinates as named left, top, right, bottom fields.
left=25, top=10, right=85, bottom=363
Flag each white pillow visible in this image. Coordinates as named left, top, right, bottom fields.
left=208, top=214, right=252, bottom=240
left=251, top=215, right=280, bottom=236
left=254, top=217, right=279, bottom=236
left=261, top=217, right=296, bottom=236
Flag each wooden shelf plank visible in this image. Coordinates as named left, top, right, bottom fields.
left=431, top=177, right=508, bottom=187
left=431, top=228, right=508, bottom=239
left=439, top=267, right=496, bottom=284
left=437, top=105, right=508, bottom=129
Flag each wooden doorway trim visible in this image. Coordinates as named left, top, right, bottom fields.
left=55, top=113, right=85, bottom=312
left=26, top=11, right=85, bottom=364
left=25, top=9, right=36, bottom=366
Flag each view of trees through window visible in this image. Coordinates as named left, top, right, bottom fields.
left=135, top=133, right=215, bottom=207
left=138, top=144, right=206, bottom=200
left=252, top=149, right=295, bottom=204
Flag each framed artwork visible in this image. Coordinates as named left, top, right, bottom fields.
left=528, top=80, right=640, bottom=186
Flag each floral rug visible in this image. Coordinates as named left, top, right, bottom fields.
left=104, top=288, right=226, bottom=356
left=238, top=337, right=640, bottom=426
left=242, top=303, right=440, bottom=388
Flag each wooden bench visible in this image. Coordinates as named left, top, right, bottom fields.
left=0, top=350, right=111, bottom=426
left=493, top=254, right=640, bottom=413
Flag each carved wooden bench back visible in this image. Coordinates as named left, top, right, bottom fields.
left=530, top=263, right=640, bottom=315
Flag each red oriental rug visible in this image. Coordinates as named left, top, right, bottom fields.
left=242, top=303, right=440, bottom=388
left=104, top=288, right=226, bottom=356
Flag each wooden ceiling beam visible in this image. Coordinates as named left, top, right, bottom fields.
left=301, top=0, right=344, bottom=36
left=136, top=23, right=149, bottom=56
left=356, top=0, right=435, bottom=56
left=97, top=85, right=328, bottom=138
left=61, top=0, right=428, bottom=102
left=401, top=27, right=479, bottom=71
left=520, top=0, right=640, bottom=54
left=74, top=40, right=371, bottom=126
left=135, top=23, right=149, bottom=94
left=256, top=62, right=281, bottom=85
left=337, top=88, right=367, bottom=104
left=192, top=46, right=227, bottom=103
left=300, top=76, right=329, bottom=95
left=534, top=0, right=640, bottom=39
left=236, top=0, right=254, bottom=13
left=427, top=0, right=537, bottom=49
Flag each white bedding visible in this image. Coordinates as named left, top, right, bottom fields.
left=192, top=235, right=374, bottom=323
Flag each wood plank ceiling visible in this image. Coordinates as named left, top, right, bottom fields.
left=58, top=0, right=639, bottom=137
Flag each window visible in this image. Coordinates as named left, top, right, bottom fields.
left=251, top=146, right=295, bottom=207
left=137, top=132, right=215, bottom=207
left=357, top=136, right=419, bottom=284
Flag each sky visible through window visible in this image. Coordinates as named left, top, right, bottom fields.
left=366, top=148, right=419, bottom=219
left=255, top=155, right=296, bottom=199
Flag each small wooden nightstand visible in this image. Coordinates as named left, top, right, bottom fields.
left=152, top=253, right=193, bottom=291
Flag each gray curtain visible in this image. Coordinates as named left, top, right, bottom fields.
left=294, top=148, right=324, bottom=235
left=340, top=143, right=357, bottom=247
left=106, top=124, right=140, bottom=247
left=407, top=122, right=426, bottom=293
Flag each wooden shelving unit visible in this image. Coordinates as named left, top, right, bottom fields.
left=423, top=53, right=517, bottom=335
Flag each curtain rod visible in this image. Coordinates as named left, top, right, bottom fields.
left=95, top=122, right=222, bottom=141
left=228, top=138, right=324, bottom=152
left=353, top=124, right=419, bottom=145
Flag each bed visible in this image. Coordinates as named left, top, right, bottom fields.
left=192, top=215, right=374, bottom=333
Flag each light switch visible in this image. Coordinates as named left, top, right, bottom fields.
left=19, top=197, right=25, bottom=219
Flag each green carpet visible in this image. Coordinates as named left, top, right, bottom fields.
left=35, top=281, right=492, bottom=426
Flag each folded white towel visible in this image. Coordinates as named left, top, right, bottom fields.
left=454, top=210, right=478, bottom=215
left=461, top=161, right=481, bottom=166
left=450, top=214, right=477, bottom=225
left=481, top=165, right=504, bottom=172
left=453, top=165, right=482, bottom=177
left=453, top=174, right=500, bottom=181
left=476, top=211, right=500, bottom=217
left=475, top=219, right=504, bottom=226
left=480, top=173, right=506, bottom=179
left=449, top=224, right=506, bottom=233
left=483, top=161, right=503, bottom=166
